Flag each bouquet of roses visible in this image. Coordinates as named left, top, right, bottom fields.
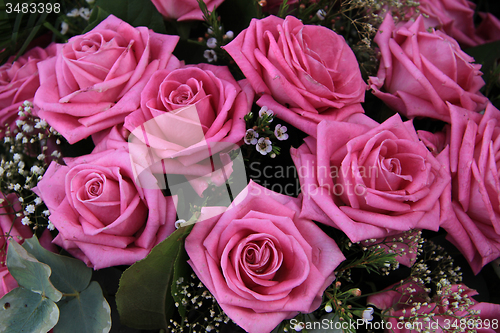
left=1, top=0, right=500, bottom=332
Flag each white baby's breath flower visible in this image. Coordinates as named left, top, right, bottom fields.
left=47, top=220, right=55, bottom=231
left=316, top=9, right=327, bottom=20
left=21, top=216, right=30, bottom=226
left=67, top=8, right=79, bottom=17
left=25, top=205, right=36, bottom=214
left=34, top=197, right=42, bottom=205
left=13, top=153, right=21, bottom=162
left=79, top=8, right=92, bottom=20
left=43, top=210, right=50, bottom=217
left=60, top=21, right=69, bottom=35
left=31, top=165, right=43, bottom=175
left=35, top=119, right=48, bottom=129
left=22, top=124, right=33, bottom=133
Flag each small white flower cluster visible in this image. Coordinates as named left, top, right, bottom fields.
left=168, top=273, right=231, bottom=333
left=1, top=101, right=62, bottom=231
left=244, top=106, right=288, bottom=158
left=394, top=279, right=479, bottom=332
left=67, top=7, right=92, bottom=21
left=203, top=26, right=234, bottom=63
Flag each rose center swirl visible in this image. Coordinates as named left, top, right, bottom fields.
left=241, top=238, right=282, bottom=275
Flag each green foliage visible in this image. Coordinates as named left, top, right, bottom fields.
left=465, top=41, right=500, bottom=108
left=0, top=287, right=59, bottom=333
left=21, top=237, right=91, bottom=295
left=0, top=0, right=61, bottom=64
left=6, top=241, right=62, bottom=302
left=53, top=281, right=111, bottom=333
left=86, top=0, right=166, bottom=33
left=116, top=225, right=193, bottom=330
left=0, top=236, right=111, bottom=333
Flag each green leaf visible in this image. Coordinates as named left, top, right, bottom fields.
left=7, top=241, right=62, bottom=302
left=22, top=236, right=92, bottom=295
left=171, top=243, right=192, bottom=319
left=91, top=0, right=166, bottom=33
left=116, top=225, right=193, bottom=330
left=465, top=41, right=500, bottom=87
left=0, top=287, right=59, bottom=333
left=53, top=281, right=111, bottom=333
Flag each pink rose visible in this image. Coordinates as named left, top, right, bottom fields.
left=402, top=0, right=500, bottom=47
left=150, top=0, right=224, bottom=21
left=223, top=15, right=365, bottom=137
left=412, top=0, right=477, bottom=48
left=34, top=15, right=181, bottom=144
left=185, top=181, right=344, bottom=333
left=291, top=114, right=450, bottom=243
left=0, top=193, right=34, bottom=297
left=0, top=45, right=56, bottom=138
left=440, top=103, right=500, bottom=274
left=33, top=148, right=177, bottom=270
left=368, top=15, right=488, bottom=123
left=124, top=64, right=252, bottom=195
left=368, top=281, right=500, bottom=332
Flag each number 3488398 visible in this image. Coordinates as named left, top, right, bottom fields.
left=5, top=3, right=60, bottom=14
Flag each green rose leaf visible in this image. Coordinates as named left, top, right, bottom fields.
left=53, top=281, right=111, bottom=333
left=0, top=287, right=59, bottom=333
left=116, top=225, right=193, bottom=330
left=6, top=241, right=62, bottom=302
left=22, top=236, right=92, bottom=294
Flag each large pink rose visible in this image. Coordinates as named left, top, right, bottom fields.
left=150, top=0, right=224, bottom=21
left=368, top=281, right=500, bottom=332
left=185, top=181, right=344, bottom=333
left=440, top=103, right=500, bottom=274
left=369, top=15, right=488, bottom=123
left=124, top=64, right=252, bottom=195
left=0, top=193, right=33, bottom=297
left=0, top=45, right=56, bottom=138
left=291, top=114, right=450, bottom=243
left=223, top=15, right=365, bottom=137
left=33, top=148, right=177, bottom=270
left=34, top=15, right=180, bottom=144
